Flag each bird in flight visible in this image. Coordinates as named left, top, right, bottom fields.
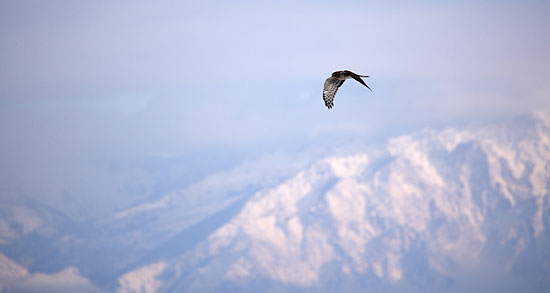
left=323, top=70, right=371, bottom=109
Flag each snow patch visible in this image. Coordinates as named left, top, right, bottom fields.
left=118, top=262, right=167, bottom=293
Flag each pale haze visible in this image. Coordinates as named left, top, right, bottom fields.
left=0, top=1, right=549, bottom=292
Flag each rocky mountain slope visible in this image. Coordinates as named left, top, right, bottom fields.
left=144, top=113, right=549, bottom=292
left=1, top=113, right=549, bottom=292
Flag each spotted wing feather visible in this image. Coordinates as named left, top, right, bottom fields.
left=323, top=77, right=345, bottom=109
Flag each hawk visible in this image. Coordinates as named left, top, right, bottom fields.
left=323, top=70, right=371, bottom=109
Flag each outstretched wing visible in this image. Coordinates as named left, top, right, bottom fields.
left=323, top=77, right=345, bottom=109
left=345, top=71, right=372, bottom=91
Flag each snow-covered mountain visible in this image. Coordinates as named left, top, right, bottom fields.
left=131, top=113, right=549, bottom=293
left=1, top=113, right=549, bottom=292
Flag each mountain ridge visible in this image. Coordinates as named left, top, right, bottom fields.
left=146, top=113, right=549, bottom=292
left=1, top=113, right=548, bottom=292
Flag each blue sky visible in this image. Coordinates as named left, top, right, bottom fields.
left=0, top=0, right=549, bottom=218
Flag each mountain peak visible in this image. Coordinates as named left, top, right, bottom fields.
left=133, top=113, right=548, bottom=292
